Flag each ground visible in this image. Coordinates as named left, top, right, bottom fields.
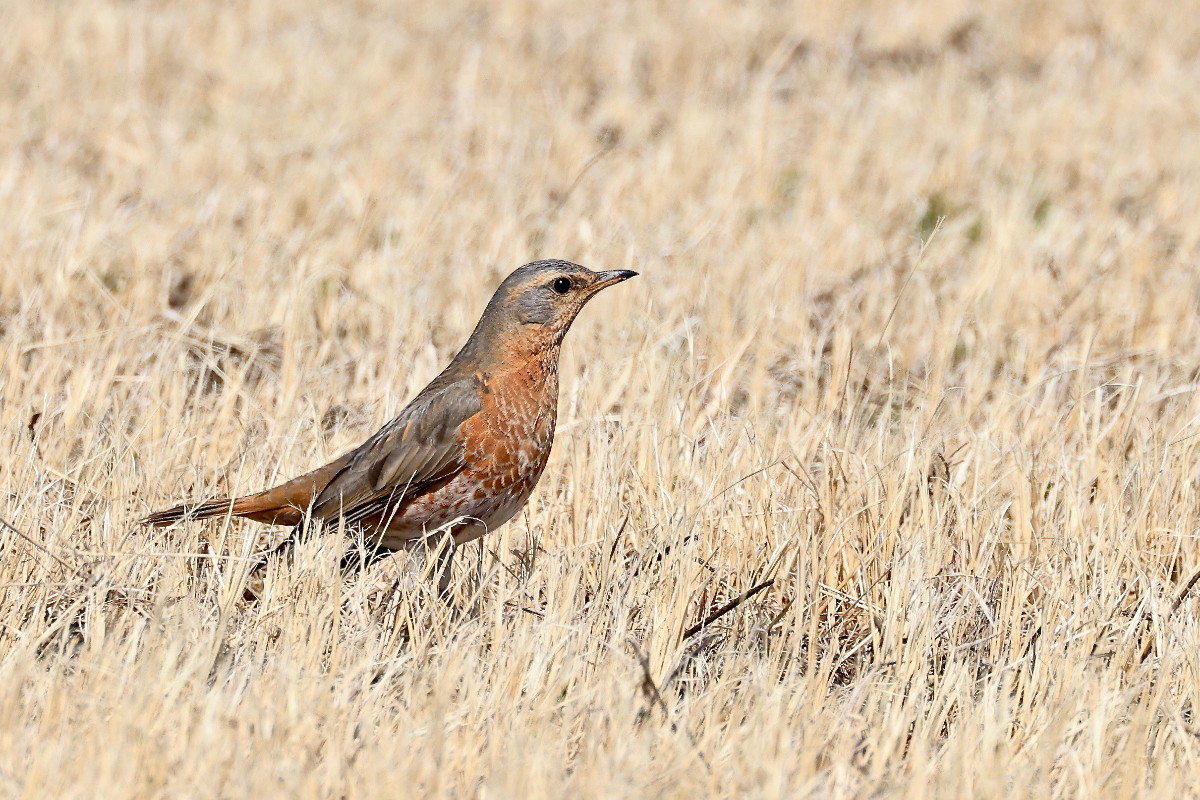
left=1, top=1, right=1200, bottom=796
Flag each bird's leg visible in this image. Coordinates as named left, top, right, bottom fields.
left=338, top=534, right=398, bottom=577
left=472, top=541, right=485, bottom=619
left=393, top=529, right=457, bottom=605
left=433, top=531, right=456, bottom=601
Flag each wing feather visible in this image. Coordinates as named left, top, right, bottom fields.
left=310, top=375, right=483, bottom=523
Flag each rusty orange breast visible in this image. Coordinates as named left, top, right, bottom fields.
left=460, top=359, right=559, bottom=498
left=373, top=339, right=564, bottom=547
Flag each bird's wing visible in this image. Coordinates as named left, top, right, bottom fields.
left=309, top=375, right=484, bottom=525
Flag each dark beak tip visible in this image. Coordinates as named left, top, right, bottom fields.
left=591, top=269, right=637, bottom=290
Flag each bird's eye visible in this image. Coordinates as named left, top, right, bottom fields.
left=551, top=277, right=572, bottom=295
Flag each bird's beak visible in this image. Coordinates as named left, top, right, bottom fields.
left=591, top=269, right=639, bottom=291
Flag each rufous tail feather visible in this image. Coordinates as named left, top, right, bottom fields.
left=142, top=451, right=355, bottom=528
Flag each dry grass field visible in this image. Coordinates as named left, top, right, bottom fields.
left=2, top=0, right=1199, bottom=796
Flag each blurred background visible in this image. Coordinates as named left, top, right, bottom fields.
left=2, top=1, right=1199, bottom=796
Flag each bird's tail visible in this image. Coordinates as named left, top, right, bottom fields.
left=142, top=493, right=304, bottom=527
left=142, top=449, right=357, bottom=528
left=142, top=498, right=231, bottom=526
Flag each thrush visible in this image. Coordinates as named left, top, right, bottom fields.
left=144, top=260, right=637, bottom=596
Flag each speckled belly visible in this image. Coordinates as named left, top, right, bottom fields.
left=376, top=368, right=558, bottom=550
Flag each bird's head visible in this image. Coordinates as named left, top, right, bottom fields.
left=484, top=259, right=638, bottom=341
left=440, top=259, right=637, bottom=380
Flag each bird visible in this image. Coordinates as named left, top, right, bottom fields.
left=144, top=260, right=637, bottom=597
